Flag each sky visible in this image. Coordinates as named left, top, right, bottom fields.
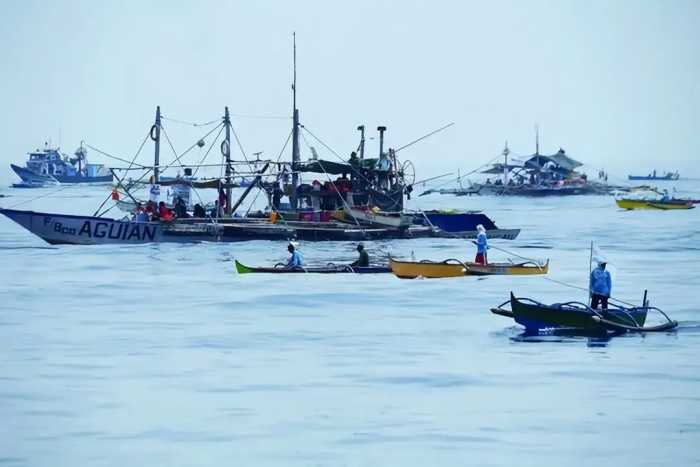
left=1, top=0, right=698, bottom=186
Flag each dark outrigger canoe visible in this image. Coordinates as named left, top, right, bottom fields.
left=235, top=260, right=390, bottom=274
left=491, top=292, right=677, bottom=334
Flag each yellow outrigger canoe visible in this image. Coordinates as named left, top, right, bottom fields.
left=616, top=199, right=694, bottom=210
left=389, top=258, right=549, bottom=279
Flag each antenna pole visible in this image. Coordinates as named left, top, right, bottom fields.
left=535, top=124, right=540, bottom=155
left=290, top=32, right=300, bottom=209
left=154, top=106, right=162, bottom=183
left=224, top=106, right=232, bottom=216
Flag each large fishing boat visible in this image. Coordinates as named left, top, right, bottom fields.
left=423, top=130, right=616, bottom=197
left=1, top=39, right=520, bottom=245
left=10, top=143, right=112, bottom=187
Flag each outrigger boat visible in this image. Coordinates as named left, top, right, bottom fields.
left=2, top=40, right=520, bottom=245
left=628, top=171, right=679, bottom=181
left=491, top=292, right=678, bottom=334
left=616, top=198, right=694, bottom=210
left=389, top=258, right=549, bottom=279
left=235, top=259, right=390, bottom=274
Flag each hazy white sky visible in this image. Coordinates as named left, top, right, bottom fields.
left=1, top=0, right=698, bottom=185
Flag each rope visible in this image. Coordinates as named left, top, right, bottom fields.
left=160, top=126, right=186, bottom=172
left=192, top=124, right=225, bottom=178
left=297, top=129, right=363, bottom=228
left=160, top=121, right=225, bottom=175
left=230, top=125, right=252, bottom=169
left=7, top=184, right=76, bottom=209
left=420, top=152, right=505, bottom=195
left=230, top=113, right=290, bottom=120
left=84, top=143, right=150, bottom=168
left=541, top=277, right=638, bottom=308
left=487, top=243, right=544, bottom=265
left=92, top=129, right=152, bottom=217
left=301, top=125, right=404, bottom=210
left=161, top=115, right=220, bottom=127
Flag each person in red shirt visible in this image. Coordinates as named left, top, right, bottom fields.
left=158, top=201, right=174, bottom=221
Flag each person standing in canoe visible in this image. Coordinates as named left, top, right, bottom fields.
left=286, top=243, right=304, bottom=269
left=351, top=243, right=369, bottom=267
left=590, top=261, right=612, bottom=310
left=472, top=224, right=489, bottom=264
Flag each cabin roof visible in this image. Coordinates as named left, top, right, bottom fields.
left=524, top=150, right=582, bottom=172
left=297, top=158, right=382, bottom=176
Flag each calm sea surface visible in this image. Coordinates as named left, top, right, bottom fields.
left=1, top=181, right=699, bottom=466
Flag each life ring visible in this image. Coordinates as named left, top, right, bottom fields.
left=221, top=140, right=230, bottom=157
left=149, top=125, right=158, bottom=141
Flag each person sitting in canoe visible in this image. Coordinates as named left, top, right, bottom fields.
left=286, top=243, right=304, bottom=269
left=472, top=224, right=488, bottom=264
left=590, top=261, right=611, bottom=310
left=350, top=243, right=369, bottom=267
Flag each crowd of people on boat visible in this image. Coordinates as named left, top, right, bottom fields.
left=132, top=200, right=177, bottom=222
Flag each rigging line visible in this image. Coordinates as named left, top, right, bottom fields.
left=7, top=184, right=77, bottom=209
left=541, top=277, right=637, bottom=308
left=230, top=113, right=290, bottom=120
left=422, top=152, right=504, bottom=194
left=96, top=201, right=120, bottom=219
left=161, top=115, right=220, bottom=127
left=275, top=130, right=293, bottom=164
left=244, top=184, right=264, bottom=216
left=192, top=124, right=225, bottom=178
left=159, top=121, right=225, bottom=174
left=313, top=157, right=363, bottom=229
left=230, top=125, right=252, bottom=169
left=395, top=122, right=455, bottom=153
left=301, top=125, right=403, bottom=209
left=126, top=129, right=153, bottom=171
left=486, top=243, right=544, bottom=264
left=300, top=125, right=372, bottom=186
left=160, top=126, right=187, bottom=172
left=83, top=143, right=150, bottom=169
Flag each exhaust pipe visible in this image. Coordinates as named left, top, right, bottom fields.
left=377, top=126, right=387, bottom=157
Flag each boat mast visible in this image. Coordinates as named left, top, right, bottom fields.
left=153, top=106, right=162, bottom=183
left=290, top=32, right=301, bottom=209
left=224, top=106, right=232, bottom=216
left=535, top=124, right=540, bottom=155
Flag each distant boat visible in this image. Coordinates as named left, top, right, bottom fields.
left=10, top=142, right=112, bottom=187
left=628, top=170, right=679, bottom=181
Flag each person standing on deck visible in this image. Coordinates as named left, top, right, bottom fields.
left=590, top=261, right=612, bottom=310
left=351, top=243, right=369, bottom=267
left=472, top=224, right=488, bottom=265
left=286, top=243, right=304, bottom=269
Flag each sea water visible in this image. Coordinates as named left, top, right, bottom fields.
left=1, top=182, right=699, bottom=466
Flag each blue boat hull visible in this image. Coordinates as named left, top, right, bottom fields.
left=0, top=208, right=163, bottom=245
left=423, top=211, right=497, bottom=232
left=11, top=164, right=112, bottom=185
